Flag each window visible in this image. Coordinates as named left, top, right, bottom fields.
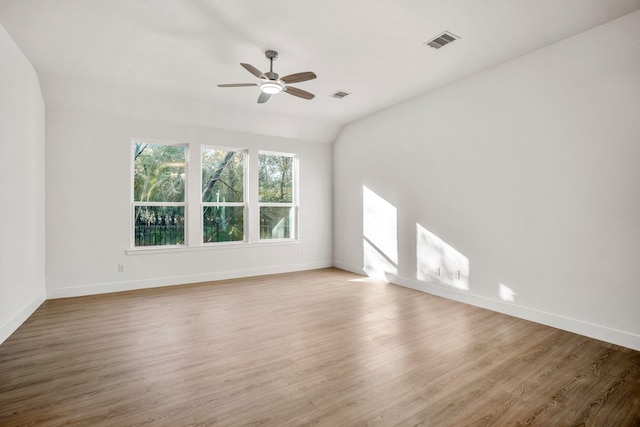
left=133, top=141, right=186, bottom=246
left=201, top=147, right=246, bottom=243
left=259, top=151, right=297, bottom=240
left=131, top=141, right=299, bottom=248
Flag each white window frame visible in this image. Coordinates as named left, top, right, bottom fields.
left=201, top=146, right=248, bottom=245
left=128, top=142, right=301, bottom=252
left=131, top=139, right=189, bottom=248
left=258, top=150, right=299, bottom=241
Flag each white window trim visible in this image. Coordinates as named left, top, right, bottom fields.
left=125, top=238, right=301, bottom=255
left=200, top=146, right=248, bottom=245
left=258, top=151, right=299, bottom=241
left=129, top=142, right=300, bottom=252
left=130, top=139, right=189, bottom=249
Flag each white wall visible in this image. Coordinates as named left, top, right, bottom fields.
left=0, top=24, right=46, bottom=344
left=334, top=11, right=640, bottom=350
left=44, top=86, right=333, bottom=297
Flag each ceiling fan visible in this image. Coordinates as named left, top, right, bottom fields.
left=218, top=50, right=317, bottom=104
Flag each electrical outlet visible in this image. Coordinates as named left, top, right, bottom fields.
left=434, top=267, right=441, bottom=276
left=455, top=270, right=461, bottom=279
left=118, top=264, right=126, bottom=273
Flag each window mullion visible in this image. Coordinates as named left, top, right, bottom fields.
left=247, top=148, right=260, bottom=243
left=187, top=143, right=200, bottom=247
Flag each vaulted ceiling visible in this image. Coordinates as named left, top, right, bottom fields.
left=1, top=0, right=639, bottom=143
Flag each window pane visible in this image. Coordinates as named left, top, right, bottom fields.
left=202, top=149, right=244, bottom=203
left=203, top=206, right=244, bottom=243
left=260, top=206, right=294, bottom=239
left=134, top=206, right=185, bottom=246
left=134, top=143, right=185, bottom=202
left=259, top=153, right=293, bottom=203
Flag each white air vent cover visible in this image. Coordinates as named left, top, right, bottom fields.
left=424, top=31, right=460, bottom=49
left=331, top=90, right=351, bottom=99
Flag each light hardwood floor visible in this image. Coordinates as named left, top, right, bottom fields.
left=1, top=268, right=639, bottom=426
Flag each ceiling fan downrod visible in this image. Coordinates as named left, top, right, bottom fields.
left=265, top=50, right=278, bottom=80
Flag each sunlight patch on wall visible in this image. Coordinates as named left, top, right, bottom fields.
left=499, top=283, right=516, bottom=302
left=416, top=224, right=469, bottom=290
left=362, top=186, right=398, bottom=281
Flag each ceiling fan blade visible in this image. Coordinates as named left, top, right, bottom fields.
left=284, top=86, right=315, bottom=100
left=257, top=92, right=271, bottom=104
left=241, top=63, right=266, bottom=79
left=281, top=72, right=317, bottom=84
left=217, top=83, right=258, bottom=87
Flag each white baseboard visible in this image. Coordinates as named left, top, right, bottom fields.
left=0, top=291, right=46, bottom=345
left=333, top=262, right=640, bottom=351
left=46, top=260, right=333, bottom=299
left=393, top=275, right=640, bottom=351
left=333, top=261, right=364, bottom=275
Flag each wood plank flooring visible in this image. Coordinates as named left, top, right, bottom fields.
left=1, top=268, right=639, bottom=426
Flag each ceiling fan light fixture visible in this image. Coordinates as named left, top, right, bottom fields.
left=260, top=81, right=283, bottom=94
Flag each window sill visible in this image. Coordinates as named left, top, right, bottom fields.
left=126, top=239, right=301, bottom=255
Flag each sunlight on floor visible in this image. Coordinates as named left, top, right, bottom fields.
left=348, top=276, right=387, bottom=283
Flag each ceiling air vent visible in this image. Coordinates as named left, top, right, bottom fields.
left=424, top=31, right=460, bottom=49
left=331, top=90, right=351, bottom=99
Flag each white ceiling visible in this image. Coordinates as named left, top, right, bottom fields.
left=1, top=0, right=639, bottom=142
